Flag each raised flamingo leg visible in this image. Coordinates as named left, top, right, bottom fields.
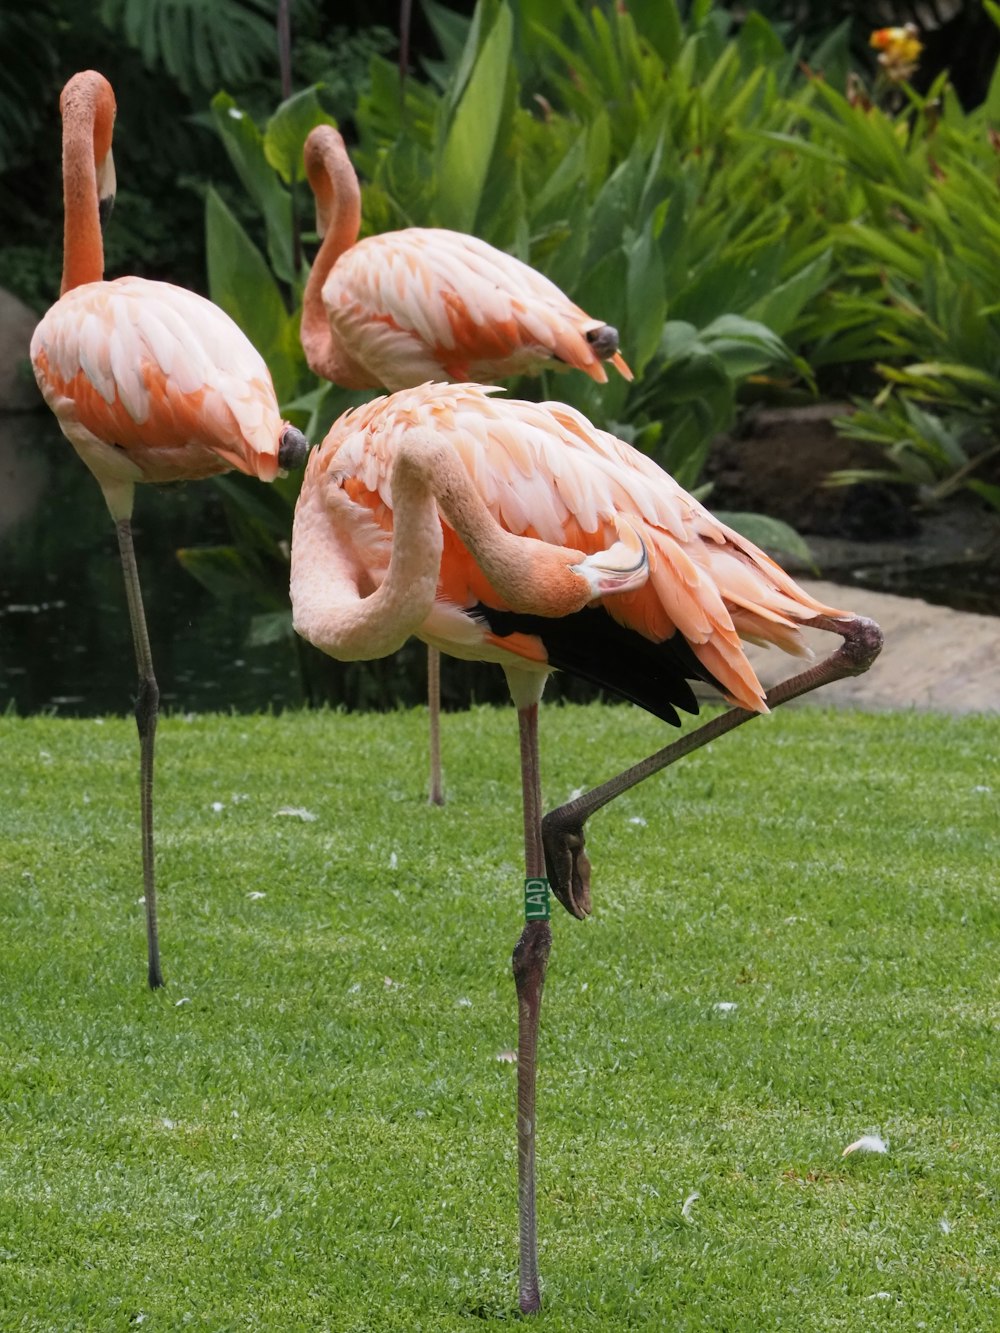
left=115, top=517, right=163, bottom=989
left=543, top=615, right=884, bottom=918
left=427, top=645, right=444, bottom=806
left=512, top=697, right=552, bottom=1315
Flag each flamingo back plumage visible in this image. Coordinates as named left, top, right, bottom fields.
left=323, top=229, right=633, bottom=390
left=299, top=383, right=846, bottom=715
left=31, top=276, right=288, bottom=485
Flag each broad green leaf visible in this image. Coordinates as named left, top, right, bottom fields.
left=436, top=2, right=514, bottom=231
left=442, top=0, right=501, bottom=115
left=176, top=546, right=261, bottom=601
left=205, top=187, right=296, bottom=401
left=572, top=248, right=627, bottom=338
left=966, top=479, right=1000, bottom=512
left=700, top=315, right=798, bottom=380
left=737, top=11, right=786, bottom=72
left=210, top=92, right=294, bottom=283
left=248, top=610, right=295, bottom=647
left=531, top=130, right=587, bottom=225
left=806, top=18, right=852, bottom=90
left=626, top=226, right=667, bottom=375
left=659, top=321, right=701, bottom=362
left=747, top=250, right=834, bottom=336
left=629, top=0, right=683, bottom=67
left=264, top=87, right=337, bottom=185
left=422, top=0, right=474, bottom=70
left=715, top=512, right=814, bottom=565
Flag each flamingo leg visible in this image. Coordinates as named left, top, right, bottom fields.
left=427, top=645, right=444, bottom=806
left=115, top=517, right=163, bottom=989
left=512, top=699, right=551, bottom=1315
left=543, top=615, right=884, bottom=918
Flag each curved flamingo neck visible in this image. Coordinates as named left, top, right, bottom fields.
left=301, top=127, right=364, bottom=384
left=60, top=72, right=114, bottom=294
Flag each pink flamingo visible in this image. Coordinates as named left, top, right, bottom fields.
left=30, top=71, right=309, bottom=989
left=300, top=123, right=633, bottom=804
left=289, top=381, right=882, bottom=1313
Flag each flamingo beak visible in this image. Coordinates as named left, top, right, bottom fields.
left=278, top=425, right=310, bottom=470
left=97, top=147, right=116, bottom=232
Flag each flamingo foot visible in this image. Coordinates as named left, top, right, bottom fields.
left=541, top=815, right=591, bottom=920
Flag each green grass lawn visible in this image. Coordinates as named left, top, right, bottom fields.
left=0, top=703, right=997, bottom=1330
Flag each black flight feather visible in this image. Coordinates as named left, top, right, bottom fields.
left=471, top=603, right=726, bottom=726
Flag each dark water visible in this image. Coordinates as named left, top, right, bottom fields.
left=0, top=414, right=306, bottom=718
left=849, top=560, right=1000, bottom=617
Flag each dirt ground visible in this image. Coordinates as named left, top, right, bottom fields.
left=707, top=406, right=1000, bottom=714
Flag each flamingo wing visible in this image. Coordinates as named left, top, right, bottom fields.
left=306, top=384, right=844, bottom=716
left=323, top=229, right=632, bottom=390
left=31, top=276, right=286, bottom=484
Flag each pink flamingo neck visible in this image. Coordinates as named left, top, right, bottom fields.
left=60, top=71, right=115, bottom=295
left=301, top=126, right=364, bottom=384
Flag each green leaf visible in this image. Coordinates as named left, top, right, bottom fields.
left=422, top=0, right=474, bottom=69
left=626, top=226, right=667, bottom=375
left=736, top=11, right=786, bottom=71
left=264, top=87, right=337, bottom=186
left=205, top=187, right=296, bottom=401
left=966, top=479, right=1000, bottom=512
left=700, top=314, right=803, bottom=381
left=746, top=250, right=833, bottom=337
left=175, top=545, right=258, bottom=601
left=715, top=512, right=813, bottom=565
left=436, top=3, right=514, bottom=231
left=629, top=0, right=683, bottom=67
left=101, top=0, right=275, bottom=98
left=248, top=610, right=295, bottom=647
left=210, top=93, right=295, bottom=284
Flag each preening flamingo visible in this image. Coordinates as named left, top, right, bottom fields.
left=30, top=71, right=310, bottom=990
left=300, top=123, right=633, bottom=804
left=288, top=382, right=883, bottom=1313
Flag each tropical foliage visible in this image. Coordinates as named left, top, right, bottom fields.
left=785, top=43, right=1000, bottom=508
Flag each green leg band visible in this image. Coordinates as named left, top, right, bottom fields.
left=524, top=878, right=551, bottom=922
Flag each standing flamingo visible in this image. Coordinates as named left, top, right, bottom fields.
left=288, top=382, right=882, bottom=1313
left=30, top=71, right=310, bottom=990
left=300, top=123, right=633, bottom=805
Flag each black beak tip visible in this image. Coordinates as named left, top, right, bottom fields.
left=586, top=324, right=620, bottom=359
left=278, top=426, right=310, bottom=470
left=98, top=196, right=115, bottom=233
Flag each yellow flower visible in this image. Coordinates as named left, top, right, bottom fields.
left=870, top=23, right=923, bottom=83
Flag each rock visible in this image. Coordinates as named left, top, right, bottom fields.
left=742, top=580, right=1000, bottom=715
left=0, top=287, right=42, bottom=411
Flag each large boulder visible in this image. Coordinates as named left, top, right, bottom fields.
left=0, top=287, right=43, bottom=411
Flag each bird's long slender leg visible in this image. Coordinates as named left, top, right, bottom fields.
left=427, top=646, right=444, bottom=806
left=512, top=699, right=552, bottom=1316
left=543, top=615, right=884, bottom=917
left=115, top=517, right=163, bottom=989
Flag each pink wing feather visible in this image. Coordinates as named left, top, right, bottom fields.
left=322, top=229, right=632, bottom=390
left=31, top=276, right=287, bottom=485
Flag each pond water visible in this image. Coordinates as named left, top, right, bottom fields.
left=0, top=414, right=306, bottom=718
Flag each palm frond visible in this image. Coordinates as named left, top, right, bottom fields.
left=99, top=0, right=277, bottom=98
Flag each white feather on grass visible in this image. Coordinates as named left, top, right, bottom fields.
left=842, top=1133, right=888, bottom=1157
